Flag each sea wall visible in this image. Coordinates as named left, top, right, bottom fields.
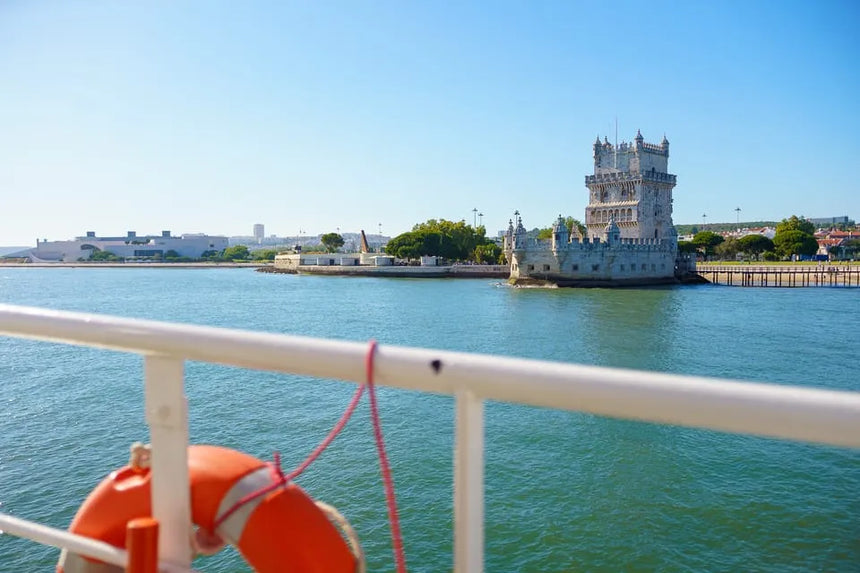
left=261, top=264, right=509, bottom=279
left=511, top=245, right=677, bottom=282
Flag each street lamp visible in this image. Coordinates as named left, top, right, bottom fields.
left=734, top=207, right=741, bottom=227
left=472, top=208, right=478, bottom=228
left=478, top=212, right=484, bottom=227
left=702, top=213, right=707, bottom=228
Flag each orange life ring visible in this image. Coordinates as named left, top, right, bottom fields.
left=57, top=445, right=357, bottom=572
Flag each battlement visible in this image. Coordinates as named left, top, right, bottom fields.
left=585, top=171, right=676, bottom=185
left=510, top=236, right=673, bottom=252
left=640, top=142, right=666, bottom=154
left=592, top=131, right=670, bottom=177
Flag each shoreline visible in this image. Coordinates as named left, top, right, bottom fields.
left=0, top=262, right=269, bottom=269
left=261, top=264, right=510, bottom=279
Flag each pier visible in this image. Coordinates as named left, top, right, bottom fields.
left=697, top=265, right=860, bottom=287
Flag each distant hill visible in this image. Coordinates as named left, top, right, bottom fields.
left=675, top=222, right=778, bottom=235
left=0, top=246, right=30, bottom=257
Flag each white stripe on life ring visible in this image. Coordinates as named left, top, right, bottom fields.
left=213, top=465, right=277, bottom=544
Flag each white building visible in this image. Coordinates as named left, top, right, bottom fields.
left=253, top=224, right=265, bottom=245
left=25, top=231, right=228, bottom=262
left=505, top=132, right=694, bottom=286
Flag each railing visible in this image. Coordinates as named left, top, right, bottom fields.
left=697, top=264, right=860, bottom=287
left=1, top=303, right=859, bottom=572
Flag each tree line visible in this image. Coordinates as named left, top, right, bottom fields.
left=86, top=245, right=280, bottom=262
left=680, top=215, right=829, bottom=261
left=384, top=219, right=504, bottom=263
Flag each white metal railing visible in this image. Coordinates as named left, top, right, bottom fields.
left=1, top=303, right=859, bottom=572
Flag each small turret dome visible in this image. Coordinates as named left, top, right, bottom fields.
left=603, top=217, right=621, bottom=245
left=635, top=129, right=644, bottom=142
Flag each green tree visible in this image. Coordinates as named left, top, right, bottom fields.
left=536, top=217, right=585, bottom=241
left=536, top=227, right=553, bottom=240
left=839, top=239, right=860, bottom=260
left=251, top=249, right=280, bottom=261
left=320, top=233, right=345, bottom=253
left=773, top=215, right=817, bottom=259
left=474, top=243, right=502, bottom=264
left=164, top=250, right=181, bottom=260
left=411, top=219, right=485, bottom=260
left=565, top=217, right=586, bottom=238
left=678, top=241, right=697, bottom=254
left=200, top=250, right=221, bottom=261
left=384, top=231, right=425, bottom=259
left=386, top=219, right=489, bottom=261
left=773, top=230, right=818, bottom=259
left=90, top=250, right=121, bottom=262
left=714, top=237, right=740, bottom=260
left=776, top=215, right=815, bottom=236
left=692, top=231, right=725, bottom=259
left=737, top=235, right=774, bottom=259
left=222, top=245, right=250, bottom=261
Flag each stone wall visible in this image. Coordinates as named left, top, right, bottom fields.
left=510, top=242, right=677, bottom=282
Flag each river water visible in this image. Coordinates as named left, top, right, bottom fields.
left=0, top=268, right=858, bottom=571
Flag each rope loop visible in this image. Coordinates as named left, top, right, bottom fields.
left=208, top=340, right=407, bottom=572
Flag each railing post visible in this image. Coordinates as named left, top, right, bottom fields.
left=144, top=356, right=192, bottom=568
left=454, top=390, right=484, bottom=573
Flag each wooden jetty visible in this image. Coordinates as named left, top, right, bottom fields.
left=696, top=265, right=860, bottom=287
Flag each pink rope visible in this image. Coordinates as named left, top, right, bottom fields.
left=366, top=340, right=407, bottom=573
left=213, top=384, right=365, bottom=529
left=212, top=341, right=408, bottom=573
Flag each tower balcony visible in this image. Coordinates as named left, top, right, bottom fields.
left=586, top=171, right=676, bottom=185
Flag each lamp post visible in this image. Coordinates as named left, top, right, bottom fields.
left=702, top=213, right=707, bottom=229
left=478, top=212, right=484, bottom=227
left=472, top=208, right=478, bottom=228
left=735, top=207, right=741, bottom=227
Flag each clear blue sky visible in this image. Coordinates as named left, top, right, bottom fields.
left=2, top=0, right=858, bottom=245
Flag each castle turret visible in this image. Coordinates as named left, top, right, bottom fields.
left=513, top=215, right=527, bottom=250
left=635, top=129, right=644, bottom=148
left=661, top=134, right=669, bottom=153
left=504, top=219, right=515, bottom=251
left=551, top=214, right=568, bottom=252
left=603, top=217, right=621, bottom=245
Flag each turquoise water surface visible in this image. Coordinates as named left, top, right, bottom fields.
left=0, top=268, right=858, bottom=571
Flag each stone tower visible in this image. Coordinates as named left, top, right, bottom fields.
left=584, top=131, right=676, bottom=241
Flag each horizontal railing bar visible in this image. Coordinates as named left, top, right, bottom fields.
left=1, top=304, right=859, bottom=448
left=0, top=512, right=194, bottom=573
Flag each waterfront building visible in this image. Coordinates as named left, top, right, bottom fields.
left=253, top=224, right=265, bottom=244
left=807, top=216, right=853, bottom=227
left=505, top=131, right=694, bottom=285
left=24, top=231, right=228, bottom=262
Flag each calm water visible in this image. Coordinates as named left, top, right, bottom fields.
left=0, top=268, right=858, bottom=572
